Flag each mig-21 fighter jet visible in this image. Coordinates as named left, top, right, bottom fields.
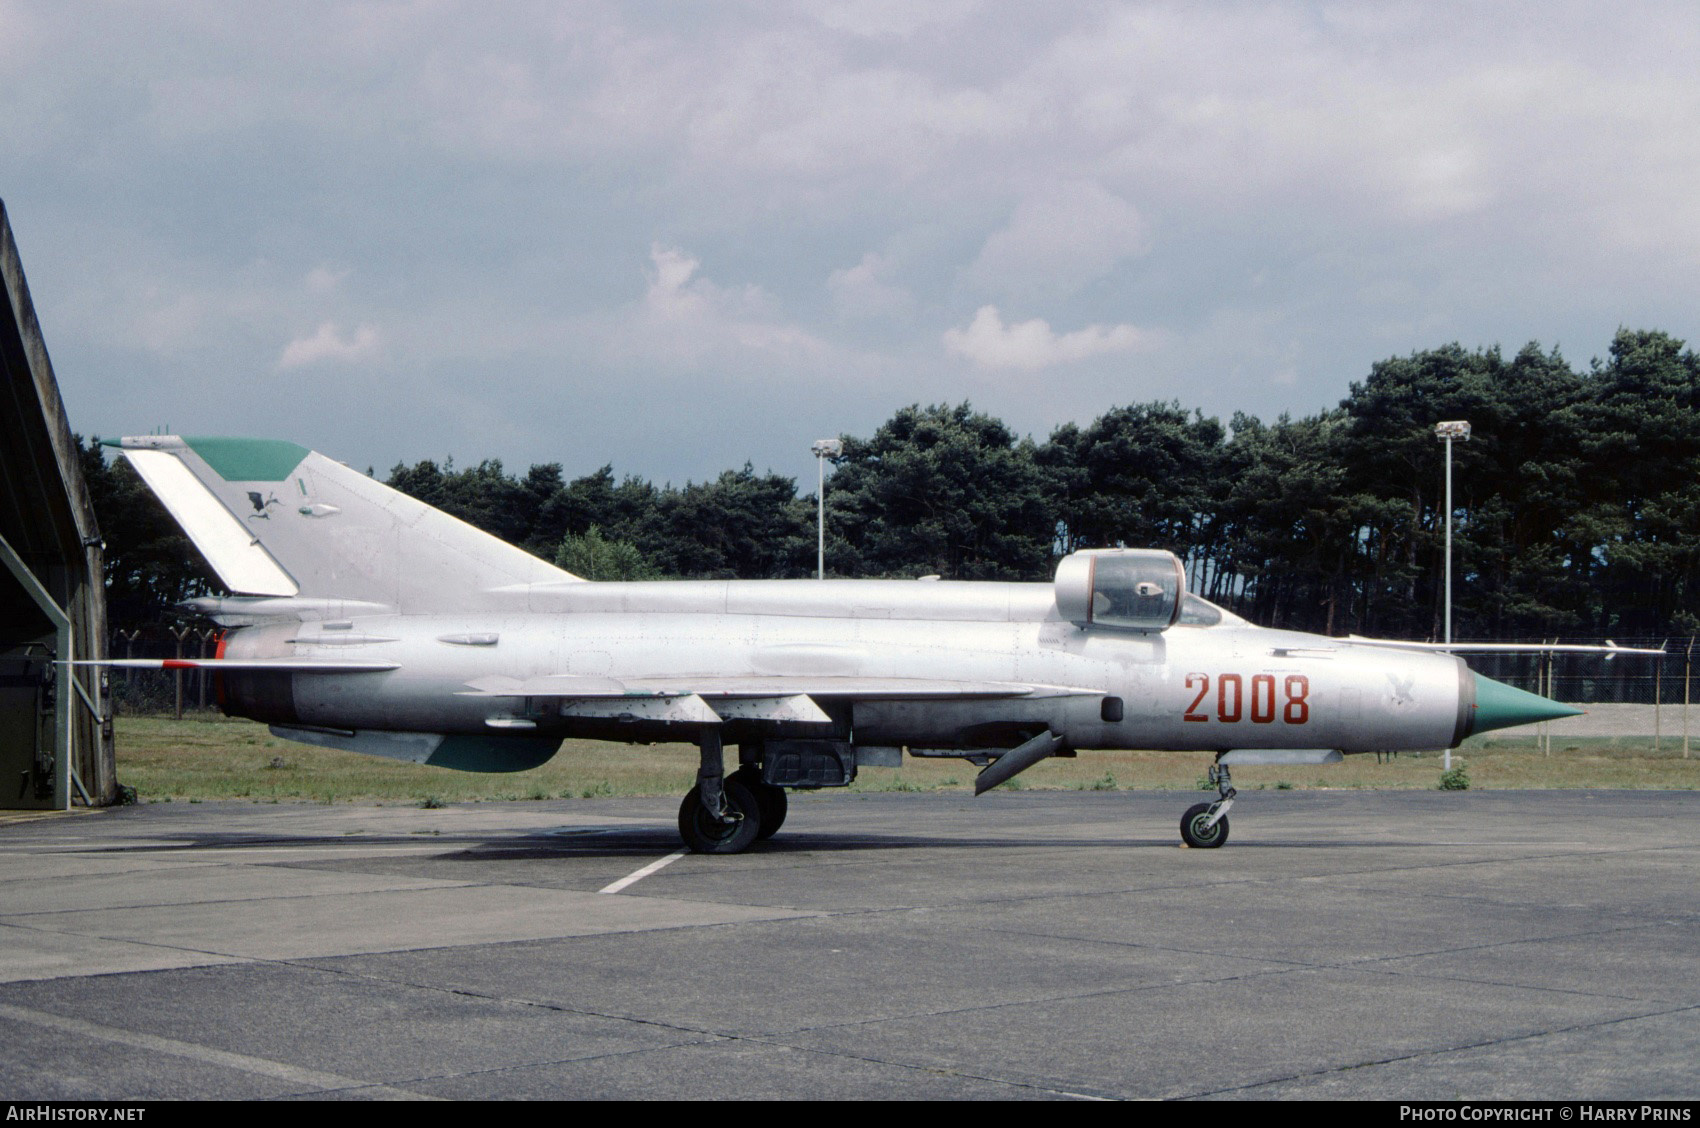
left=94, top=435, right=1652, bottom=853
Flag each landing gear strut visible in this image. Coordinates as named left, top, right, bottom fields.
left=678, top=727, right=762, bottom=854
left=1180, top=756, right=1235, bottom=849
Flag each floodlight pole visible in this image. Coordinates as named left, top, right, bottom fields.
left=1444, top=440, right=1454, bottom=645
left=1435, top=420, right=1471, bottom=771
left=812, top=439, right=842, bottom=580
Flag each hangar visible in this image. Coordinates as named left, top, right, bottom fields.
left=0, top=200, right=116, bottom=809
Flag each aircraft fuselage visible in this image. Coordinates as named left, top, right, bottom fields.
left=217, top=579, right=1472, bottom=756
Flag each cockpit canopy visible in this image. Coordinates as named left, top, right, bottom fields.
left=1054, top=548, right=1185, bottom=632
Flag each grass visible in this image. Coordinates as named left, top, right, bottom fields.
left=112, top=713, right=1700, bottom=804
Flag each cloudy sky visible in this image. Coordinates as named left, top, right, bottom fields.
left=4, top=1, right=1696, bottom=487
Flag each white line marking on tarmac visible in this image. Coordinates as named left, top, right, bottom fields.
left=0, top=1002, right=440, bottom=1099
left=599, top=851, right=687, bottom=894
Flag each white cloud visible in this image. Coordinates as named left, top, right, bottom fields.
left=277, top=322, right=382, bottom=369
left=964, top=180, right=1148, bottom=300
left=943, top=305, right=1149, bottom=370
left=645, top=245, right=712, bottom=318
left=827, top=252, right=911, bottom=319
left=608, top=244, right=828, bottom=364
left=641, top=243, right=773, bottom=329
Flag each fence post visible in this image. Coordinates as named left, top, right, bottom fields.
left=170, top=625, right=193, bottom=720
left=1685, top=636, right=1692, bottom=761
left=197, top=628, right=216, bottom=710
left=119, top=629, right=139, bottom=685
left=1655, top=640, right=1664, bottom=754
left=1543, top=640, right=1555, bottom=758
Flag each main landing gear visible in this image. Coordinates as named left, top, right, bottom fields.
left=678, top=728, right=787, bottom=854
left=1180, top=756, right=1235, bottom=849
left=678, top=776, right=761, bottom=854
left=732, top=766, right=787, bottom=839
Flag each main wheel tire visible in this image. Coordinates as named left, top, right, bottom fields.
left=754, top=783, right=787, bottom=839
left=1180, top=802, right=1230, bottom=849
left=731, top=769, right=788, bottom=839
left=679, top=778, right=762, bottom=854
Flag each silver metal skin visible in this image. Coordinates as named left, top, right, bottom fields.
left=207, top=587, right=1474, bottom=754
left=93, top=435, right=1601, bottom=853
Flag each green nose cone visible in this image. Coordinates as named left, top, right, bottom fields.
left=1470, top=672, right=1584, bottom=736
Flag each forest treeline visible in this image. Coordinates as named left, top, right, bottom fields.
left=84, top=328, right=1700, bottom=641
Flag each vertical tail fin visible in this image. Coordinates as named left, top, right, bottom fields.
left=110, top=435, right=580, bottom=611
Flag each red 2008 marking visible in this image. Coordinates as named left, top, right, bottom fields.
left=1250, top=674, right=1276, bottom=723
left=1183, top=673, right=1310, bottom=724
left=1283, top=675, right=1310, bottom=723
left=1184, top=673, right=1210, bottom=721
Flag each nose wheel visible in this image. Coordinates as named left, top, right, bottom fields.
left=1181, top=760, right=1235, bottom=848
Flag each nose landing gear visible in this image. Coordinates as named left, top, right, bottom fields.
left=1180, top=758, right=1235, bottom=848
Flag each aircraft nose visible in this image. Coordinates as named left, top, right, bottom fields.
left=1469, top=672, right=1584, bottom=736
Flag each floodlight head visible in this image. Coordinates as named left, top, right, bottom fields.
left=1434, top=420, right=1472, bottom=441
left=812, top=439, right=843, bottom=458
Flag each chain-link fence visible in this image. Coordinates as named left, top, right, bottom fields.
left=109, top=627, right=223, bottom=716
